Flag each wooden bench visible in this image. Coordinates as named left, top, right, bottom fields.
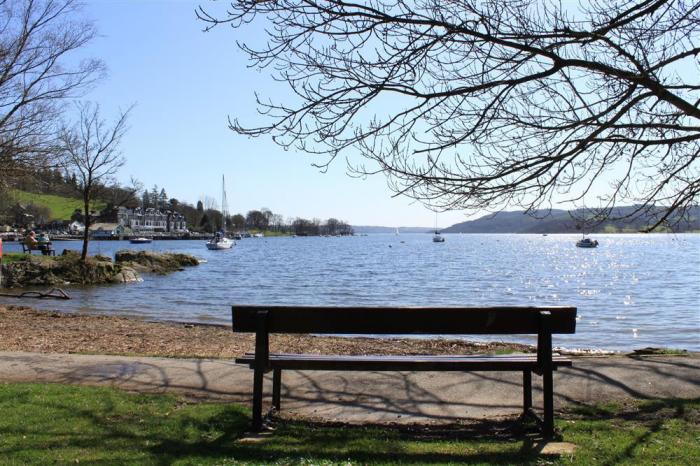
left=233, top=305, right=577, bottom=437
left=21, top=243, right=55, bottom=256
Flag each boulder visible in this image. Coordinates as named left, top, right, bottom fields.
left=114, top=250, right=200, bottom=275
left=0, top=254, right=142, bottom=288
left=110, top=266, right=142, bottom=284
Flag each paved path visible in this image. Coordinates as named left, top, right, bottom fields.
left=1, top=351, right=698, bottom=423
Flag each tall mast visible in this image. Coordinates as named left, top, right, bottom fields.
left=222, top=175, right=226, bottom=235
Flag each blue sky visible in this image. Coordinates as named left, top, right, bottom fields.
left=70, top=0, right=467, bottom=228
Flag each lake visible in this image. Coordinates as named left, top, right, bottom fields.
left=1, top=233, right=699, bottom=351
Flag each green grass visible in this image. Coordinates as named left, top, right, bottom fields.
left=0, top=252, right=76, bottom=265
left=12, top=190, right=105, bottom=221
left=631, top=347, right=690, bottom=356
left=0, top=252, right=28, bottom=264
left=246, top=228, right=293, bottom=237
left=0, top=383, right=698, bottom=465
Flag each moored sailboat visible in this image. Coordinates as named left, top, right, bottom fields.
left=206, top=175, right=234, bottom=250
left=432, top=212, right=445, bottom=242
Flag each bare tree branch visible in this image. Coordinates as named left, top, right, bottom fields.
left=0, top=0, right=104, bottom=186
left=200, top=0, right=700, bottom=229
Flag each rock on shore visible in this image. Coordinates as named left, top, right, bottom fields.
left=0, top=250, right=200, bottom=288
left=114, top=250, right=200, bottom=274
left=0, top=251, right=140, bottom=288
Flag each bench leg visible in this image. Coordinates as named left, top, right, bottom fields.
left=252, top=366, right=265, bottom=431
left=543, top=367, right=554, bottom=437
left=523, top=370, right=532, bottom=415
left=272, top=368, right=282, bottom=411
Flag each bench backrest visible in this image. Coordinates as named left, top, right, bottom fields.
left=232, top=305, right=577, bottom=335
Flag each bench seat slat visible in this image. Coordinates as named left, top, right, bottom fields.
left=235, top=353, right=572, bottom=371
left=243, top=352, right=568, bottom=360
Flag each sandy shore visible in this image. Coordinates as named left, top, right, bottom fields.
left=0, top=305, right=533, bottom=358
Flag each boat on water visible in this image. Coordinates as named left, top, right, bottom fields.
left=206, top=175, right=234, bottom=250
left=129, top=237, right=152, bottom=244
left=576, top=237, right=599, bottom=248
left=432, top=212, right=445, bottom=242
left=253, top=232, right=264, bottom=238
left=207, top=231, right=234, bottom=250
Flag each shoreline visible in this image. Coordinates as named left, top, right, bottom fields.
left=0, top=305, right=536, bottom=358
left=2, top=305, right=688, bottom=358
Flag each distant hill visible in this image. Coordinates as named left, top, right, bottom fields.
left=441, top=207, right=700, bottom=234
left=352, top=226, right=434, bottom=234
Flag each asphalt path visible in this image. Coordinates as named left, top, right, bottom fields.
left=1, top=351, right=698, bottom=424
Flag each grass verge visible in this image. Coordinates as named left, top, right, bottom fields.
left=0, top=383, right=697, bottom=465
left=12, top=190, right=105, bottom=221
left=0, top=253, right=28, bottom=265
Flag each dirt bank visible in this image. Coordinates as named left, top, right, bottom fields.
left=0, top=305, right=533, bottom=358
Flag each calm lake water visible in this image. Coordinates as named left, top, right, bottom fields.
left=1, top=234, right=699, bottom=351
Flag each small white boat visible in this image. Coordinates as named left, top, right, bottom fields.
left=253, top=232, right=264, bottom=238
left=129, top=237, right=152, bottom=244
left=576, top=237, right=599, bottom=248
left=206, top=233, right=234, bottom=250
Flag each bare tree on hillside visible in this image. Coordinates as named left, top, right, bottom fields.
left=60, top=102, right=131, bottom=261
left=0, top=0, right=104, bottom=184
left=204, top=196, right=218, bottom=211
left=199, top=0, right=700, bottom=230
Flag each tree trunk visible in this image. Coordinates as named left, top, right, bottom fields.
left=81, top=196, right=90, bottom=262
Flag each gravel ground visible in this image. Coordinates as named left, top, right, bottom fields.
left=0, top=305, right=533, bottom=358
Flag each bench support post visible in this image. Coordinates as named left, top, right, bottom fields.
left=272, top=368, right=282, bottom=411
left=252, top=311, right=269, bottom=431
left=538, top=311, right=554, bottom=437
left=522, top=370, right=532, bottom=415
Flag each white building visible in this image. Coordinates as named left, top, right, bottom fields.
left=117, top=207, right=187, bottom=233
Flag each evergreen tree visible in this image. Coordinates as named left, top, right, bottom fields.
left=159, top=188, right=168, bottom=209
left=150, top=185, right=159, bottom=208
left=199, top=212, right=210, bottom=231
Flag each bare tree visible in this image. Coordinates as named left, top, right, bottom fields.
left=60, top=102, right=131, bottom=261
left=0, top=0, right=104, bottom=185
left=203, top=195, right=218, bottom=211
left=102, top=177, right=143, bottom=209
left=199, top=0, right=700, bottom=229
